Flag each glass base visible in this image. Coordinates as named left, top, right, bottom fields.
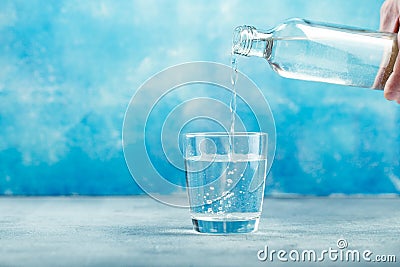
left=192, top=218, right=259, bottom=234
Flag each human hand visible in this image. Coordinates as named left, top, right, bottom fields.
left=380, top=0, right=400, bottom=103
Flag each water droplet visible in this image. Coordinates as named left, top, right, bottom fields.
left=206, top=200, right=212, bottom=204
left=227, top=178, right=233, bottom=184
left=209, top=186, right=214, bottom=190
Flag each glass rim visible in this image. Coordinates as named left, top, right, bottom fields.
left=184, top=132, right=267, bottom=138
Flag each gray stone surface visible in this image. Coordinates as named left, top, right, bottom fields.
left=0, top=196, right=399, bottom=267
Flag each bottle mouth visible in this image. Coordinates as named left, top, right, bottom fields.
left=232, top=25, right=255, bottom=56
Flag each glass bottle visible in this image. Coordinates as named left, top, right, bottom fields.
left=232, top=18, right=398, bottom=89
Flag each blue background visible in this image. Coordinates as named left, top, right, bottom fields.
left=1, top=0, right=399, bottom=196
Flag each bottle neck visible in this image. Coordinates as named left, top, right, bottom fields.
left=232, top=26, right=272, bottom=59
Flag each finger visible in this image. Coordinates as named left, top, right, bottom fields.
left=384, top=38, right=400, bottom=101
left=380, top=0, right=400, bottom=32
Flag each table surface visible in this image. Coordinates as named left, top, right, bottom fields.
left=0, top=196, right=399, bottom=267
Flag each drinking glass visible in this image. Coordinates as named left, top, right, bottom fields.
left=184, top=132, right=268, bottom=234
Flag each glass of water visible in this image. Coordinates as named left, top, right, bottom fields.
left=184, top=132, right=268, bottom=234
